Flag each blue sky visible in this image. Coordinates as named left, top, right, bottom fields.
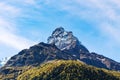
left=0, top=0, right=120, bottom=62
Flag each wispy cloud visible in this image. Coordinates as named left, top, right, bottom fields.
left=0, top=1, right=35, bottom=50
left=44, top=0, right=120, bottom=44
left=0, top=2, right=21, bottom=19
left=1, top=0, right=120, bottom=48
left=0, top=27, right=34, bottom=50
left=100, top=23, right=120, bottom=43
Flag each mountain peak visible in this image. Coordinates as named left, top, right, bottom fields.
left=52, top=27, right=65, bottom=36
left=1, top=27, right=120, bottom=80
left=47, top=27, right=89, bottom=54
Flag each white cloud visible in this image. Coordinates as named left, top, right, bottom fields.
left=0, top=1, right=35, bottom=50
left=44, top=0, right=120, bottom=44
left=0, top=18, right=35, bottom=50
left=1, top=0, right=120, bottom=48
left=0, top=2, right=21, bottom=18
left=100, top=23, right=120, bottom=43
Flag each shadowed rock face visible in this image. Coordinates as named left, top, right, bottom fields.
left=5, top=42, right=77, bottom=67
left=2, top=27, right=120, bottom=71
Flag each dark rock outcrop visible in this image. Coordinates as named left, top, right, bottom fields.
left=5, top=42, right=76, bottom=67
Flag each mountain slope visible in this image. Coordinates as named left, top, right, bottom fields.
left=5, top=42, right=76, bottom=67
left=17, top=60, right=120, bottom=80
left=47, top=27, right=120, bottom=71
left=4, top=27, right=120, bottom=71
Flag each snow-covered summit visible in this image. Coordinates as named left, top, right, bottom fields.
left=47, top=27, right=89, bottom=53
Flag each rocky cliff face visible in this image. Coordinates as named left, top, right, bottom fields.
left=47, top=27, right=89, bottom=52
left=2, top=27, right=120, bottom=71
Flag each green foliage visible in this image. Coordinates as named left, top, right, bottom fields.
left=17, top=60, right=120, bottom=80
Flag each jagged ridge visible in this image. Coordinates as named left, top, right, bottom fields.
left=4, top=27, right=120, bottom=71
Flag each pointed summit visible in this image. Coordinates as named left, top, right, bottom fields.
left=52, top=27, right=65, bottom=36
left=47, top=27, right=89, bottom=53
